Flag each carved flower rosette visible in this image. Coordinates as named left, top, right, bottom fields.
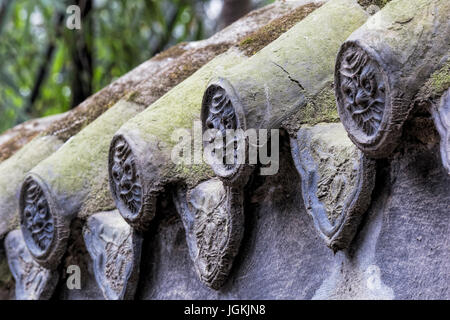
left=19, top=174, right=69, bottom=269
left=108, top=135, right=146, bottom=228
left=201, top=78, right=250, bottom=186
left=335, top=40, right=397, bottom=158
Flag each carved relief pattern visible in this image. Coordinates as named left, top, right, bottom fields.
left=83, top=211, right=142, bottom=300
left=5, top=230, right=58, bottom=300
left=338, top=47, right=386, bottom=137
left=291, top=123, right=376, bottom=251
left=104, top=234, right=132, bottom=294
left=191, top=185, right=228, bottom=285
left=204, top=85, right=239, bottom=171
left=174, top=178, right=244, bottom=289
left=312, top=142, right=360, bottom=224
left=110, top=137, right=142, bottom=216
left=432, top=89, right=450, bottom=174
left=22, top=178, right=54, bottom=253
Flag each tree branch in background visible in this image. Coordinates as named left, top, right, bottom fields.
left=70, top=0, right=93, bottom=107
left=218, top=0, right=251, bottom=30
left=150, top=3, right=182, bottom=57
left=25, top=11, right=65, bottom=116
left=0, top=0, right=12, bottom=36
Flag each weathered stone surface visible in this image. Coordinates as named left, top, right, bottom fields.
left=201, top=0, right=368, bottom=184
left=0, top=0, right=448, bottom=301
left=108, top=1, right=330, bottom=231
left=4, top=230, right=58, bottom=300
left=173, top=178, right=244, bottom=290
left=0, top=135, right=63, bottom=240
left=83, top=210, right=142, bottom=300
left=290, top=123, right=376, bottom=251
left=0, top=0, right=313, bottom=166
left=136, top=144, right=335, bottom=299
left=335, top=0, right=450, bottom=158
left=316, top=141, right=450, bottom=299
left=134, top=132, right=449, bottom=299
left=56, top=218, right=105, bottom=300
left=432, top=89, right=450, bottom=174
left=0, top=113, right=66, bottom=163
left=24, top=127, right=445, bottom=300
left=19, top=100, right=145, bottom=269
left=109, top=49, right=246, bottom=231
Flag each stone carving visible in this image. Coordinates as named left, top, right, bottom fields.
left=335, top=42, right=399, bottom=158
left=173, top=178, right=244, bottom=289
left=19, top=174, right=70, bottom=269
left=109, top=136, right=143, bottom=221
left=335, top=0, right=450, bottom=158
left=5, top=230, right=59, bottom=300
left=205, top=85, right=238, bottom=170
left=21, top=177, right=54, bottom=254
left=202, top=80, right=250, bottom=185
left=0, top=135, right=63, bottom=241
left=83, top=210, right=142, bottom=300
left=290, top=123, right=376, bottom=251
left=432, top=89, right=450, bottom=174
left=337, top=46, right=386, bottom=137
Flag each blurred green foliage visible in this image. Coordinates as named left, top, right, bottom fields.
left=0, top=0, right=214, bottom=131
left=0, top=0, right=274, bottom=132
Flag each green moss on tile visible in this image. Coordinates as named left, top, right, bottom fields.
left=0, top=257, right=12, bottom=288
left=43, top=99, right=117, bottom=142
left=282, top=84, right=340, bottom=136
left=418, top=59, right=450, bottom=100
left=0, top=135, right=63, bottom=238
left=120, top=50, right=247, bottom=185
left=32, top=100, right=145, bottom=202
left=128, top=42, right=232, bottom=106
left=429, top=60, right=450, bottom=96
left=123, top=50, right=247, bottom=148
left=78, top=170, right=115, bottom=220
left=172, top=162, right=215, bottom=188
left=238, top=2, right=322, bottom=56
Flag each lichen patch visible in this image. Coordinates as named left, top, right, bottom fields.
left=152, top=42, right=188, bottom=61
left=357, top=0, right=391, bottom=9
left=128, top=42, right=232, bottom=106
left=417, top=59, right=450, bottom=103
left=282, top=84, right=340, bottom=136
left=238, top=3, right=322, bottom=57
